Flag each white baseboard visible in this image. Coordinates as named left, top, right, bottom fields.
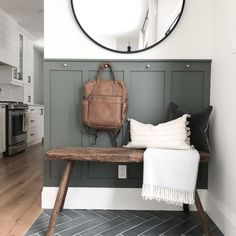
left=42, top=187, right=207, bottom=211
left=206, top=193, right=236, bottom=236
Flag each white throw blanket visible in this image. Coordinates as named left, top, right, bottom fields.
left=142, top=148, right=200, bottom=205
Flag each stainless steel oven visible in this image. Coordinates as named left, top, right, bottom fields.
left=1, top=101, right=28, bottom=156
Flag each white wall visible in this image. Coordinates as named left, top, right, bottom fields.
left=44, top=0, right=212, bottom=59
left=34, top=48, right=44, bottom=104
left=207, top=0, right=236, bottom=235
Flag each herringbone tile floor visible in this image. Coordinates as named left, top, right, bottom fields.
left=26, top=209, right=223, bottom=236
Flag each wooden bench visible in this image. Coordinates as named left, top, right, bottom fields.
left=46, top=147, right=211, bottom=236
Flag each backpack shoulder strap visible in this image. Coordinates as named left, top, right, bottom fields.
left=83, top=123, right=98, bottom=145
left=109, top=129, right=121, bottom=147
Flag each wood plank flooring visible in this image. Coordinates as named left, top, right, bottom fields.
left=0, top=144, right=44, bottom=236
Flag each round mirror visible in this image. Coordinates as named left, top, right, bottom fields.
left=71, top=0, right=185, bottom=54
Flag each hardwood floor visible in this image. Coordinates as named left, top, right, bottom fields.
left=0, top=144, right=44, bottom=236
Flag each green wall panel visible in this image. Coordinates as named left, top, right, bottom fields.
left=44, top=60, right=211, bottom=189
left=129, top=71, right=165, bottom=124
left=50, top=70, right=84, bottom=147
left=87, top=162, right=118, bottom=179
left=171, top=71, right=205, bottom=111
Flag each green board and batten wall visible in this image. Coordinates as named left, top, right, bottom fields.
left=44, top=60, right=211, bottom=189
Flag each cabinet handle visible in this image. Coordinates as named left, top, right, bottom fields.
left=30, top=120, right=35, bottom=122
left=30, top=109, right=35, bottom=111
left=28, top=76, right=31, bottom=83
left=28, top=96, right=31, bottom=103
left=18, top=72, right=23, bottom=80
left=40, top=108, right=43, bottom=115
left=30, top=134, right=35, bottom=136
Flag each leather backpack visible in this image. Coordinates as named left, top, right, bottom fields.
left=83, top=63, right=128, bottom=146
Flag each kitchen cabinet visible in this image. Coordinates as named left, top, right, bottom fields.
left=19, top=32, right=34, bottom=104
left=0, top=65, right=24, bottom=86
left=24, top=84, right=34, bottom=104
left=0, top=8, right=19, bottom=67
left=22, top=34, right=34, bottom=85
left=27, top=105, right=44, bottom=146
left=0, top=105, right=6, bottom=155
left=0, top=8, right=35, bottom=102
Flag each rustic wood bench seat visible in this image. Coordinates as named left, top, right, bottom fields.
left=46, top=147, right=211, bottom=236
left=46, top=147, right=210, bottom=163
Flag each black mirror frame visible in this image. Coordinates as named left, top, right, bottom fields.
left=70, top=0, right=186, bottom=54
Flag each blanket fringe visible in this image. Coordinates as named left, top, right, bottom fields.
left=142, top=184, right=195, bottom=205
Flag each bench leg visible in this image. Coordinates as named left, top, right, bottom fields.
left=183, top=204, right=190, bottom=213
left=195, top=190, right=212, bottom=236
left=46, top=160, right=75, bottom=236
left=59, top=161, right=75, bottom=212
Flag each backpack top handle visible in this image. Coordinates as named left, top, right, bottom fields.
left=97, top=62, right=116, bottom=83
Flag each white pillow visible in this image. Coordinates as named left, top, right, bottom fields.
left=124, top=114, right=192, bottom=150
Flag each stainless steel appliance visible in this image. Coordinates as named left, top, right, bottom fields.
left=0, top=101, right=28, bottom=156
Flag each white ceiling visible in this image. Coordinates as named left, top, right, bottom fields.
left=0, top=0, right=44, bottom=51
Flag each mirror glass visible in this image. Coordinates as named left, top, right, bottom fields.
left=71, top=0, right=185, bottom=53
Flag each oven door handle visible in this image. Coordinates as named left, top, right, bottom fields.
left=23, top=111, right=28, bottom=132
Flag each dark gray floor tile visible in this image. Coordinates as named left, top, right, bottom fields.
left=163, top=217, right=200, bottom=236
left=146, top=211, right=173, bottom=221
left=159, top=211, right=195, bottom=220
left=74, top=209, right=101, bottom=219
left=102, top=217, right=144, bottom=236
left=32, top=213, right=50, bottom=226
left=92, top=210, right=120, bottom=220
left=122, top=217, right=165, bottom=236
left=183, top=224, right=204, bottom=236
left=58, top=217, right=108, bottom=236
left=61, top=209, right=82, bottom=219
left=43, top=209, right=53, bottom=216
left=43, top=209, right=64, bottom=218
left=111, top=210, right=137, bottom=220
left=80, top=217, right=126, bottom=236
left=184, top=216, right=217, bottom=235
left=27, top=210, right=223, bottom=236
left=26, top=216, right=70, bottom=235
left=126, top=210, right=154, bottom=220
left=141, top=217, right=182, bottom=236
left=211, top=227, right=224, bottom=236
left=185, top=225, right=224, bottom=236
left=37, top=216, right=90, bottom=236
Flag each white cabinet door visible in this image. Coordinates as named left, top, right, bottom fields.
left=24, top=84, right=34, bottom=104
left=0, top=8, right=19, bottom=67
left=23, top=35, right=34, bottom=85
left=0, top=105, right=6, bottom=153
left=22, top=33, right=34, bottom=104
left=27, top=106, right=44, bottom=146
